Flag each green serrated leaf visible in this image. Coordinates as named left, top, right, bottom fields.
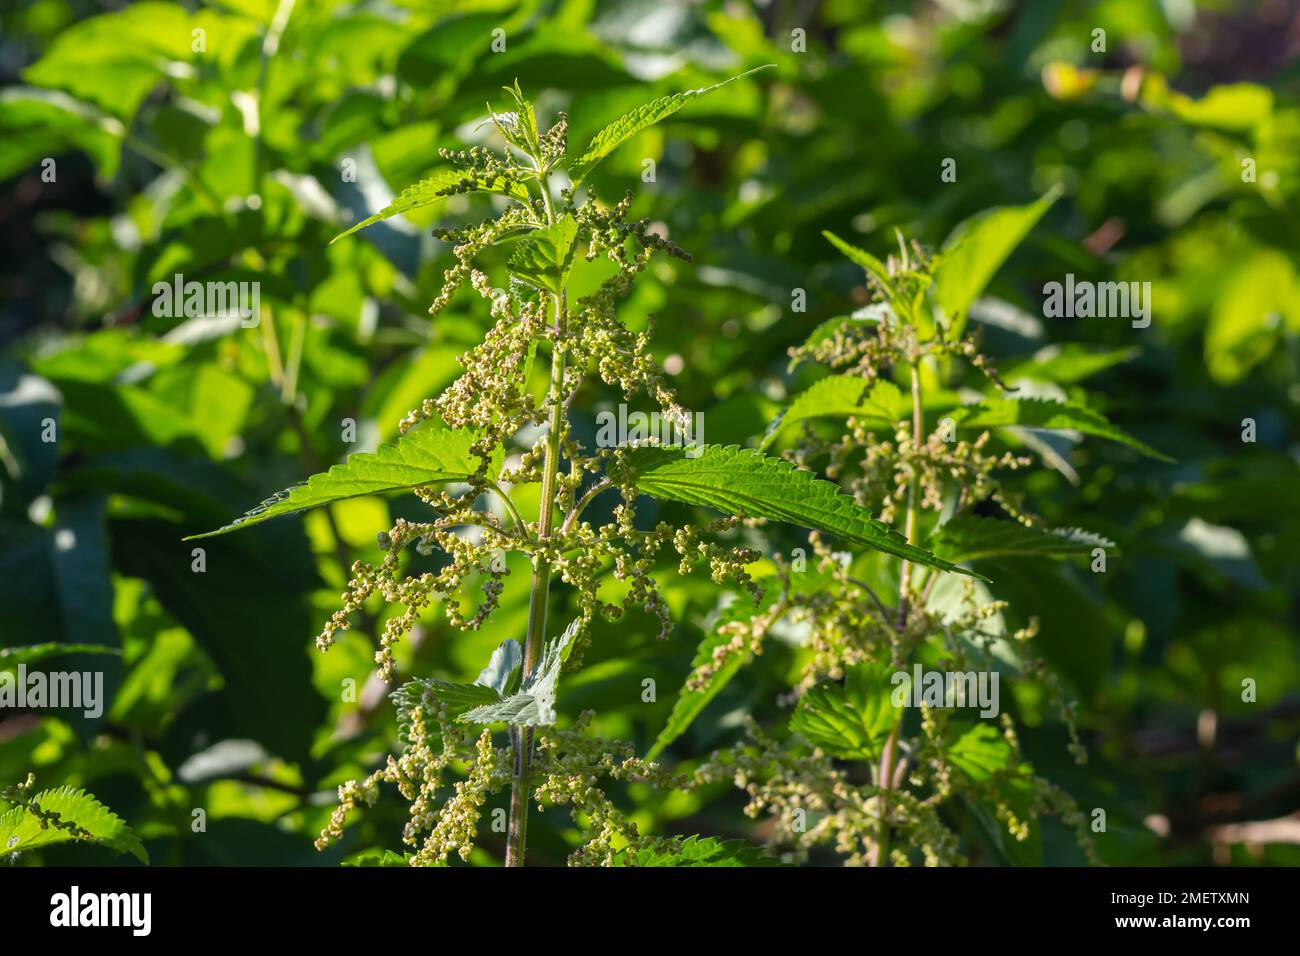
left=391, top=678, right=501, bottom=748
left=789, top=662, right=897, bottom=760
left=0, top=786, right=146, bottom=863
left=341, top=848, right=413, bottom=867
left=565, top=66, right=773, bottom=185
left=930, top=516, right=1115, bottom=563
left=947, top=723, right=1013, bottom=781
left=1000, top=344, right=1138, bottom=385
left=609, top=834, right=782, bottom=867
left=932, top=187, right=1060, bottom=334
left=647, top=564, right=847, bottom=761
left=619, top=445, right=987, bottom=579
left=508, top=214, right=580, bottom=294
left=489, top=80, right=540, bottom=155
left=185, top=421, right=491, bottom=539
left=331, top=169, right=532, bottom=243
left=950, top=397, right=1173, bottom=462
left=823, top=231, right=895, bottom=292
left=459, top=692, right=541, bottom=726
left=795, top=315, right=854, bottom=353
left=475, top=638, right=523, bottom=696
left=460, top=619, right=579, bottom=727
left=760, top=376, right=903, bottom=452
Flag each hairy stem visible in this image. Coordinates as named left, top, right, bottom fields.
left=506, top=172, right=565, bottom=867
left=874, top=358, right=924, bottom=867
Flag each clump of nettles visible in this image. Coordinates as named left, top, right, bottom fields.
left=313, top=87, right=756, bottom=865
left=689, top=240, right=1097, bottom=866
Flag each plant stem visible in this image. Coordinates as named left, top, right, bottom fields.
left=874, top=359, right=924, bottom=867
left=505, top=171, right=565, bottom=867
left=898, top=360, right=924, bottom=623
left=281, top=311, right=305, bottom=404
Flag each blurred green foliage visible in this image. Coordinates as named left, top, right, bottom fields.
left=0, top=0, right=1297, bottom=866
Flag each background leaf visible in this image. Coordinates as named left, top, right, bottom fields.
left=931, top=516, right=1115, bottom=563
left=932, top=188, right=1060, bottom=333
left=789, top=662, right=897, bottom=761
left=951, top=398, right=1173, bottom=462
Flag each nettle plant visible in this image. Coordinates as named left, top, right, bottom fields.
left=189, top=76, right=1169, bottom=867
left=659, top=206, right=1173, bottom=866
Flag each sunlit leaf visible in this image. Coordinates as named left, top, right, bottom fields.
left=186, top=421, right=491, bottom=539
left=789, top=662, right=897, bottom=761
left=460, top=619, right=579, bottom=727
left=565, top=66, right=772, bottom=184
left=946, top=723, right=1012, bottom=782
left=950, top=397, right=1173, bottom=462
left=332, top=169, right=532, bottom=243
left=760, top=376, right=903, bottom=451
left=0, top=786, right=146, bottom=863
left=621, top=445, right=986, bottom=578
left=507, top=214, right=580, bottom=294
left=932, top=188, right=1060, bottom=333
left=823, top=231, right=894, bottom=291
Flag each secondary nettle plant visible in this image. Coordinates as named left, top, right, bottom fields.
left=653, top=202, right=1172, bottom=865
left=189, top=72, right=993, bottom=867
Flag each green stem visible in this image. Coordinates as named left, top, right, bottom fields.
left=505, top=171, right=565, bottom=868
left=259, top=301, right=286, bottom=391
left=281, top=311, right=305, bottom=404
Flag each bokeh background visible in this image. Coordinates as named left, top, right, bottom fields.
left=1, top=0, right=1298, bottom=865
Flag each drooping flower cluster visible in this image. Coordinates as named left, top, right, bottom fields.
left=531, top=710, right=685, bottom=865
left=314, top=690, right=683, bottom=866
